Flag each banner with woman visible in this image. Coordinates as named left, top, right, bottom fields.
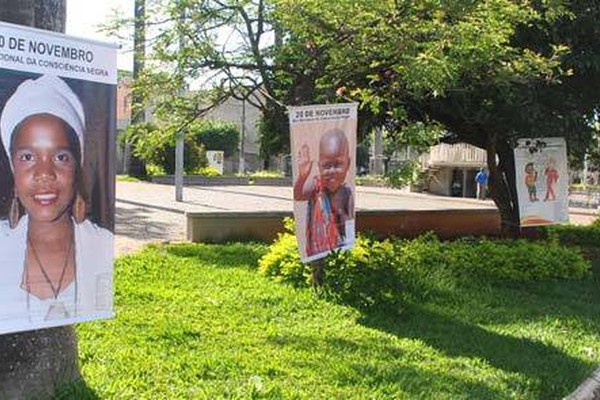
left=0, top=21, right=116, bottom=334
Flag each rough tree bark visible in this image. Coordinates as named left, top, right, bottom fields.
left=0, top=1, right=80, bottom=398
left=423, top=103, right=522, bottom=234
left=127, top=0, right=148, bottom=178
left=486, top=136, right=520, bottom=235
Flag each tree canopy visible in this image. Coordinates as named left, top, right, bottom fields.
left=117, top=0, right=600, bottom=228
left=272, top=0, right=600, bottom=228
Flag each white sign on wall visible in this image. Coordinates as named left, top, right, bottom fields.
left=206, top=150, right=224, bottom=174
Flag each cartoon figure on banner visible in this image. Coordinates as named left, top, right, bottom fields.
left=0, top=74, right=113, bottom=324
left=294, top=129, right=354, bottom=257
left=544, top=157, right=559, bottom=202
left=524, top=162, right=539, bottom=202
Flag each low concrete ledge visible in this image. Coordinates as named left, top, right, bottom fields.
left=357, top=208, right=500, bottom=239
left=186, top=208, right=500, bottom=243
left=187, top=210, right=293, bottom=243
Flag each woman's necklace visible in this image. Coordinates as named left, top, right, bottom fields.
left=27, top=234, right=73, bottom=299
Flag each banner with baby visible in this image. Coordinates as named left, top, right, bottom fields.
left=0, top=22, right=116, bottom=334
left=289, top=103, right=357, bottom=263
left=514, top=137, right=569, bottom=227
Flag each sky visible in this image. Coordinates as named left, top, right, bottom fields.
left=66, top=0, right=133, bottom=71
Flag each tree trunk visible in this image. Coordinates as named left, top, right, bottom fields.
left=0, top=1, right=81, bottom=398
left=0, top=0, right=35, bottom=26
left=127, top=0, right=148, bottom=178
left=486, top=136, right=520, bottom=236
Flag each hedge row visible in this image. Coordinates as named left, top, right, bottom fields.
left=259, top=223, right=590, bottom=312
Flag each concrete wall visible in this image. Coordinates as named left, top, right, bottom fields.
left=427, top=167, right=479, bottom=198
left=428, top=168, right=452, bottom=196
left=187, top=208, right=501, bottom=243
left=202, top=97, right=262, bottom=172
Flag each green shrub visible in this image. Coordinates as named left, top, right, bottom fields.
left=320, top=236, right=404, bottom=312
left=248, top=170, right=283, bottom=178
left=152, top=136, right=207, bottom=175
left=355, top=175, right=386, bottom=186
left=442, top=238, right=590, bottom=282
left=258, top=232, right=308, bottom=285
left=259, top=226, right=590, bottom=311
left=191, top=120, right=239, bottom=157
left=542, top=223, right=600, bottom=248
left=197, top=166, right=222, bottom=177
left=259, top=232, right=404, bottom=312
left=384, top=160, right=423, bottom=188
left=394, top=234, right=589, bottom=284
left=145, top=163, right=165, bottom=176
left=125, top=122, right=208, bottom=175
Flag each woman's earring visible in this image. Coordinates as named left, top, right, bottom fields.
left=73, top=194, right=86, bottom=224
left=9, top=196, right=20, bottom=229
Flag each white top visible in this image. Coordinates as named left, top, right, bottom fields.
left=26, top=280, right=76, bottom=324
left=0, top=215, right=114, bottom=334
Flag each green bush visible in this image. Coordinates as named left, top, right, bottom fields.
left=258, top=230, right=404, bottom=312
left=320, top=236, right=404, bottom=311
left=384, top=160, right=423, bottom=188
left=258, top=219, right=309, bottom=286
left=394, top=234, right=589, bottom=285
left=259, top=226, right=590, bottom=311
left=151, top=136, right=207, bottom=175
left=197, top=166, right=222, bottom=177
left=542, top=223, right=600, bottom=248
left=248, top=170, right=283, bottom=178
left=441, top=238, right=590, bottom=282
left=191, top=120, right=240, bottom=157
left=125, top=122, right=208, bottom=175
left=355, top=175, right=386, bottom=186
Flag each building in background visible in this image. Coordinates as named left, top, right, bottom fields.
left=115, top=72, right=262, bottom=174
left=420, top=143, right=487, bottom=198
left=202, top=96, right=262, bottom=173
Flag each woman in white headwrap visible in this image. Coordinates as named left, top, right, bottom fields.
left=0, top=74, right=113, bottom=333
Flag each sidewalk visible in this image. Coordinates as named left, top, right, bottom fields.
left=114, top=181, right=499, bottom=254
left=114, top=181, right=597, bottom=254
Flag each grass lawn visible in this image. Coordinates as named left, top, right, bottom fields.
left=75, top=243, right=600, bottom=399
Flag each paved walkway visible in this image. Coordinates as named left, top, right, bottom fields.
left=114, top=181, right=597, bottom=255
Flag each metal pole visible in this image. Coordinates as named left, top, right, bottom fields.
left=583, top=153, right=589, bottom=189
left=373, top=127, right=384, bottom=175
left=239, top=99, right=246, bottom=174
left=175, top=9, right=185, bottom=201
left=175, top=133, right=184, bottom=201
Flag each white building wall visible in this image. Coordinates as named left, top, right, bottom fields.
left=203, top=97, right=262, bottom=171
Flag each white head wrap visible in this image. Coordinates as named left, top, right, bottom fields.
left=0, top=74, right=85, bottom=166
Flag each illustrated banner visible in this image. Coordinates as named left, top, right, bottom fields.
left=514, top=137, right=569, bottom=227
left=0, top=22, right=117, bottom=334
left=289, top=103, right=357, bottom=262
left=206, top=150, right=224, bottom=174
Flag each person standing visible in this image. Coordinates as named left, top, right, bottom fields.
left=475, top=168, right=488, bottom=200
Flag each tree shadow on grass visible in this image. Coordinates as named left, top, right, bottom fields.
left=164, top=242, right=267, bottom=269
left=359, top=304, right=590, bottom=399
left=115, top=205, right=184, bottom=242
left=267, top=333, right=507, bottom=399
left=403, top=276, right=600, bottom=333
left=50, top=378, right=100, bottom=400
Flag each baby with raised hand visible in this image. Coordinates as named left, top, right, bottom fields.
left=294, top=129, right=354, bottom=257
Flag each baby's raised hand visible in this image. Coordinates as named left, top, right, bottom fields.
left=298, top=144, right=313, bottom=177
